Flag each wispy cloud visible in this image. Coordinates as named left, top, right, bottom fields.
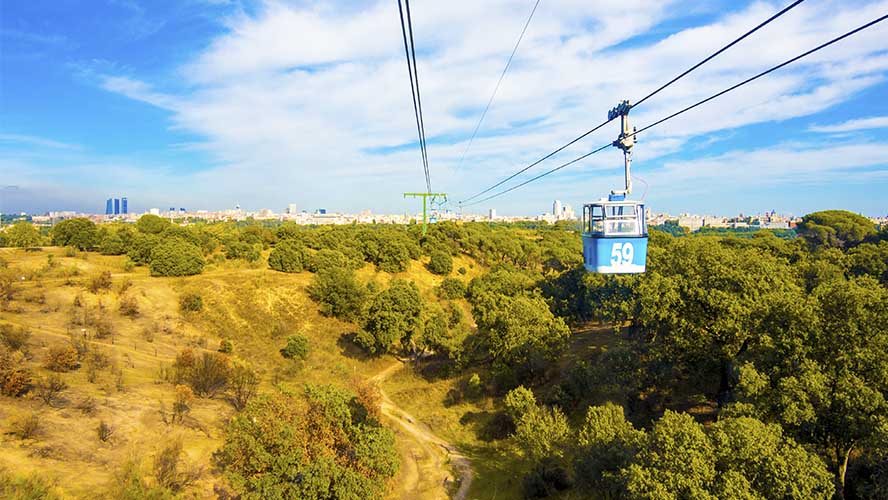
left=57, top=0, right=888, bottom=214
left=0, top=134, right=82, bottom=151
left=809, top=116, right=888, bottom=133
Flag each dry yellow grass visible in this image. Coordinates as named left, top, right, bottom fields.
left=0, top=246, right=495, bottom=499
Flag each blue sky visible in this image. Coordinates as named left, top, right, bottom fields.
left=2, top=0, right=887, bottom=217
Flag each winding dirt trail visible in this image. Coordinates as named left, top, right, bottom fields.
left=373, top=360, right=473, bottom=500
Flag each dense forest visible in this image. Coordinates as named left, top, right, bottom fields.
left=1, top=210, right=887, bottom=499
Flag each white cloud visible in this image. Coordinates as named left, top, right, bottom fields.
left=0, top=134, right=81, bottom=150
left=809, top=116, right=888, bottom=133
left=84, top=0, right=888, bottom=214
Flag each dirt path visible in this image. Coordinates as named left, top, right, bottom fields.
left=373, top=360, right=473, bottom=500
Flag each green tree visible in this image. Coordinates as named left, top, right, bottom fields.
left=5, top=221, right=40, bottom=248
left=513, top=404, right=571, bottom=462
left=268, top=239, right=306, bottom=273
left=307, top=267, right=366, bottom=321
left=503, top=385, right=537, bottom=422
left=136, top=214, right=171, bottom=235
left=734, top=276, right=888, bottom=497
left=797, top=210, right=876, bottom=249
left=436, top=277, right=466, bottom=299
left=574, top=403, right=645, bottom=498
left=280, top=334, right=309, bottom=361
left=51, top=218, right=97, bottom=250
left=848, top=241, right=888, bottom=283
left=306, top=248, right=357, bottom=273
left=475, top=294, right=570, bottom=379
left=426, top=250, right=453, bottom=275
left=149, top=239, right=205, bottom=277
left=356, top=280, right=422, bottom=354
left=127, top=233, right=159, bottom=265
left=214, top=384, right=398, bottom=499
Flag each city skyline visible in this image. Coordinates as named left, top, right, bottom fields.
left=2, top=1, right=888, bottom=217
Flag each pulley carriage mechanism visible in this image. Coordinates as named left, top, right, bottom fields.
left=582, top=100, right=648, bottom=273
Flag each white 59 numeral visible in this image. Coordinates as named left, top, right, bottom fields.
left=610, top=242, right=634, bottom=266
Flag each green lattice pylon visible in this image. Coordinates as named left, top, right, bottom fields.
left=403, top=192, right=447, bottom=235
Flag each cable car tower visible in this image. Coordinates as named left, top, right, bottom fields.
left=581, top=101, right=648, bottom=273
left=404, top=192, right=447, bottom=235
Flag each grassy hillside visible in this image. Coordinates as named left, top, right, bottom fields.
left=0, top=246, right=489, bottom=499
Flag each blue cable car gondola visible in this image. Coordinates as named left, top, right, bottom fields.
left=582, top=100, right=648, bottom=274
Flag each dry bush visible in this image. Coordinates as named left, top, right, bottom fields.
left=87, top=271, right=113, bottom=293
left=119, top=295, right=139, bottom=317
left=153, top=438, right=202, bottom=491
left=44, top=345, right=80, bottom=372
left=34, top=374, right=68, bottom=406
left=91, top=313, right=114, bottom=340
left=182, top=352, right=231, bottom=398
left=171, top=385, right=194, bottom=424
left=351, top=377, right=383, bottom=422
left=0, top=346, right=33, bottom=397
left=9, top=412, right=42, bottom=440
left=117, top=278, right=133, bottom=295
left=96, top=421, right=115, bottom=443
left=227, top=360, right=259, bottom=411
left=0, top=324, right=31, bottom=351
left=76, top=396, right=97, bottom=416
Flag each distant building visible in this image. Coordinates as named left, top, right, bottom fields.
left=553, top=200, right=562, bottom=218
left=105, top=199, right=113, bottom=215
left=121, top=197, right=128, bottom=214
left=114, top=198, right=120, bottom=215
left=180, top=208, right=186, bottom=214
left=317, top=209, right=327, bottom=215
left=149, top=208, right=160, bottom=216
left=287, top=203, right=298, bottom=215
left=489, top=208, right=496, bottom=220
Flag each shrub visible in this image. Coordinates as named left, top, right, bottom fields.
left=280, top=334, right=309, bottom=361
left=44, top=345, right=80, bottom=372
left=225, top=240, right=261, bottom=262
left=268, top=239, right=306, bottom=273
left=427, top=250, right=453, bottom=275
left=0, top=324, right=30, bottom=350
left=0, top=347, right=32, bottom=396
left=135, top=214, right=170, bottom=235
left=88, top=271, right=113, bottom=293
left=153, top=438, right=201, bottom=491
left=218, top=339, right=233, bottom=354
left=306, top=248, right=357, bottom=273
left=0, top=469, right=62, bottom=499
left=171, top=384, right=194, bottom=424
left=458, top=266, right=467, bottom=275
left=9, top=413, right=42, bottom=440
left=227, top=360, right=259, bottom=411
left=307, top=267, right=367, bottom=321
left=179, top=292, right=203, bottom=313
left=119, top=295, right=140, bottom=317
left=182, top=351, right=230, bottom=397
left=35, top=374, right=68, bottom=406
left=149, top=238, right=205, bottom=277
left=437, top=277, right=466, bottom=299
left=97, top=421, right=115, bottom=442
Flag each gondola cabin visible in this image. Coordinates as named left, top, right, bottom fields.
left=582, top=194, right=648, bottom=273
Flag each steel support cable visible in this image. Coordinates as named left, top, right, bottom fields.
left=403, top=0, right=432, bottom=193
left=631, top=0, right=807, bottom=109
left=397, top=0, right=429, bottom=192
left=461, top=11, right=888, bottom=207
left=457, top=0, right=543, bottom=167
left=459, top=0, right=808, bottom=204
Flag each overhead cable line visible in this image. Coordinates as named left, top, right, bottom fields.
left=457, top=0, right=542, bottom=167
left=397, top=0, right=432, bottom=192
left=458, top=0, right=807, bottom=204
left=461, top=11, right=888, bottom=206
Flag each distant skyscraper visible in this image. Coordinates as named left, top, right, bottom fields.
left=121, top=197, right=128, bottom=214
left=287, top=203, right=298, bottom=215
left=105, top=198, right=113, bottom=215
left=553, top=200, right=562, bottom=218
left=114, top=198, right=120, bottom=215
left=489, top=208, right=496, bottom=220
